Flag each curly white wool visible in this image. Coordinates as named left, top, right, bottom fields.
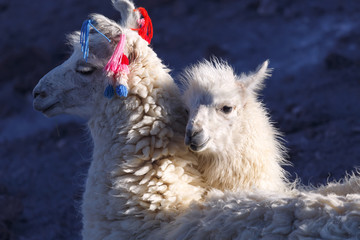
left=156, top=174, right=360, bottom=240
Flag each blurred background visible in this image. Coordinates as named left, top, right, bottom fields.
left=0, top=0, right=359, bottom=239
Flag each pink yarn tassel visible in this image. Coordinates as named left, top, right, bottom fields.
left=105, top=34, right=127, bottom=76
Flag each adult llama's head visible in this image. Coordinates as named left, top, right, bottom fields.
left=33, top=0, right=152, bottom=119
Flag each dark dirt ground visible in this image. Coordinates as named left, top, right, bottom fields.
left=0, top=0, right=359, bottom=239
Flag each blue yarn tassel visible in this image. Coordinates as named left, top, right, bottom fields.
left=104, top=85, right=115, bottom=99
left=116, top=84, right=128, bottom=97
left=80, top=20, right=111, bottom=62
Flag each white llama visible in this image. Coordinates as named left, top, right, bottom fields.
left=180, top=59, right=289, bottom=192
left=154, top=59, right=359, bottom=240
left=33, top=0, right=205, bottom=239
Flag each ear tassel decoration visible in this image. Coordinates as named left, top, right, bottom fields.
left=104, top=85, right=115, bottom=99
left=132, top=7, right=153, bottom=44
left=105, top=34, right=127, bottom=75
left=80, top=20, right=111, bottom=62
left=104, top=81, right=128, bottom=98
left=115, top=54, right=129, bottom=97
left=103, top=6, right=153, bottom=99
left=116, top=82, right=128, bottom=97
left=104, top=34, right=129, bottom=98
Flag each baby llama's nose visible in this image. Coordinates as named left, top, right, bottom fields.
left=185, top=128, right=203, bottom=145
left=186, top=128, right=202, bottom=139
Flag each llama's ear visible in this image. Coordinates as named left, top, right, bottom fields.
left=112, top=0, right=140, bottom=29
left=239, top=60, right=272, bottom=93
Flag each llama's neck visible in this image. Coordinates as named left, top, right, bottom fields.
left=88, top=98, right=129, bottom=172
left=83, top=40, right=205, bottom=235
left=199, top=97, right=288, bottom=192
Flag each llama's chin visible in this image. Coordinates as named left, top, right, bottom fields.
left=34, top=101, right=61, bottom=117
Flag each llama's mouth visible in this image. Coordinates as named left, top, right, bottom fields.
left=189, top=138, right=210, bottom=152
left=38, top=102, right=60, bottom=114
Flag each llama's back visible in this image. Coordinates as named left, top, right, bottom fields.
left=155, top=181, right=360, bottom=240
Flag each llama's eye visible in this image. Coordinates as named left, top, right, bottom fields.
left=76, top=65, right=96, bottom=75
left=221, top=106, right=233, bottom=114
left=185, top=109, right=189, bottom=115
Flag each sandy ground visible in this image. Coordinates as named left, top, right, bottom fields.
left=0, top=0, right=359, bottom=239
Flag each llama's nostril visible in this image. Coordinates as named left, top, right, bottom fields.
left=186, top=128, right=203, bottom=141
left=191, top=130, right=202, bottom=138
left=186, top=129, right=201, bottom=137
left=33, top=89, right=47, bottom=99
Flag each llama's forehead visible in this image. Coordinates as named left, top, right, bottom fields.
left=68, top=32, right=113, bottom=60
left=183, top=59, right=238, bottom=89
left=183, top=61, right=241, bottom=106
left=67, top=14, right=122, bottom=60
left=183, top=79, right=241, bottom=110
left=187, top=83, right=240, bottom=105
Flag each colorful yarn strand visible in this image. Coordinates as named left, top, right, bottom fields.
left=116, top=84, right=128, bottom=97
left=80, top=20, right=111, bottom=62
left=132, top=7, right=153, bottom=44
left=104, top=85, right=115, bottom=99
left=102, top=7, right=154, bottom=99
left=105, top=34, right=129, bottom=76
left=104, top=34, right=130, bottom=98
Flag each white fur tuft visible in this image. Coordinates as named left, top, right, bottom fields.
left=112, top=0, right=140, bottom=28
left=240, top=59, right=272, bottom=93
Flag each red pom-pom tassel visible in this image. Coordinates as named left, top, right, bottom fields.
left=121, top=54, right=129, bottom=65
left=132, top=7, right=153, bottom=44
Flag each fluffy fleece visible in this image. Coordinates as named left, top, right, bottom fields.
left=33, top=1, right=206, bottom=239
left=180, top=59, right=289, bottom=192
left=156, top=174, right=360, bottom=240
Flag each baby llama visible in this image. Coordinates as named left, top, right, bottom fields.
left=180, top=59, right=289, bottom=192
left=157, top=59, right=360, bottom=240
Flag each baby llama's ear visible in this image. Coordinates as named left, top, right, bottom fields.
left=240, top=60, right=272, bottom=93
left=112, top=0, right=140, bottom=29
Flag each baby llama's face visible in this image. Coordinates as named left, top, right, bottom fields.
left=33, top=41, right=110, bottom=119
left=183, top=80, right=242, bottom=154
left=182, top=59, right=269, bottom=155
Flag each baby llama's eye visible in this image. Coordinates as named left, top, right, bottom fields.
left=221, top=106, right=233, bottom=114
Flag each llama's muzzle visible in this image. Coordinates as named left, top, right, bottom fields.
left=32, top=85, right=60, bottom=116
left=185, top=129, right=209, bottom=152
